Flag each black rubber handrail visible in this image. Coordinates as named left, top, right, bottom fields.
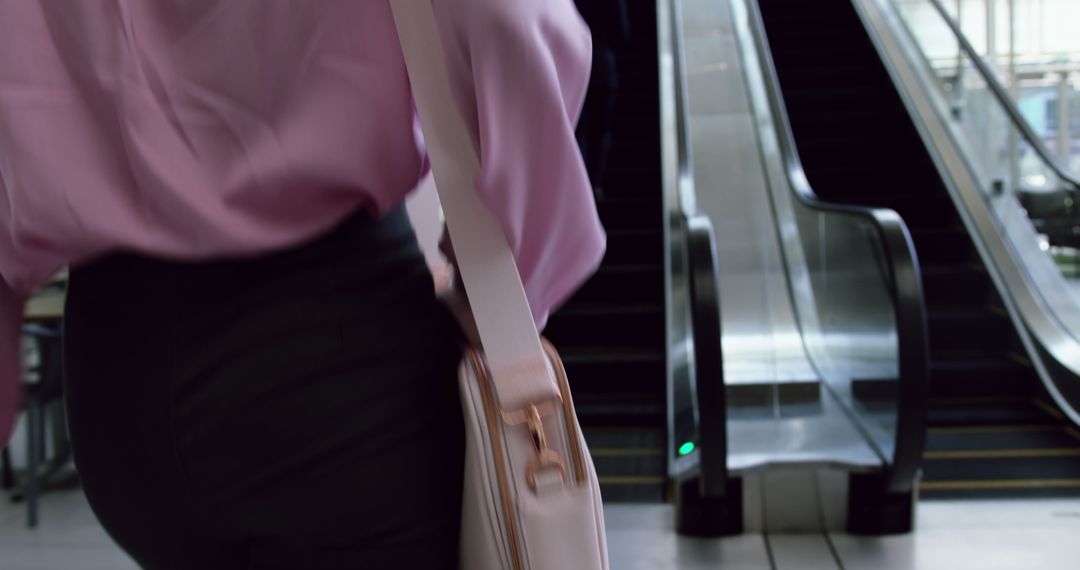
left=686, top=217, right=728, bottom=497
left=745, top=0, right=930, bottom=495
left=922, top=0, right=1080, bottom=191
left=665, top=0, right=730, bottom=496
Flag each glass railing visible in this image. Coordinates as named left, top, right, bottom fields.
left=896, top=0, right=1080, bottom=180
left=885, top=0, right=1080, bottom=349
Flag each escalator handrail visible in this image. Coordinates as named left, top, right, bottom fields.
left=743, top=0, right=930, bottom=495
left=686, top=216, right=728, bottom=498
left=671, top=0, right=729, bottom=497
left=660, top=0, right=729, bottom=496
left=920, top=0, right=1080, bottom=192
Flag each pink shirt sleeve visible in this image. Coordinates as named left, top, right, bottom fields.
left=432, top=0, right=607, bottom=328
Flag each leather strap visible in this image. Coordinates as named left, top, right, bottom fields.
left=389, top=0, right=558, bottom=408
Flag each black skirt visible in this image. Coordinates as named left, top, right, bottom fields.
left=63, top=206, right=465, bottom=569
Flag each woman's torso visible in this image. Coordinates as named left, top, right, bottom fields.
left=0, top=1, right=423, bottom=290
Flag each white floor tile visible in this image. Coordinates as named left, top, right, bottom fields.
left=605, top=504, right=773, bottom=569
left=830, top=499, right=1080, bottom=570
left=5, top=485, right=1080, bottom=570
left=767, top=533, right=841, bottom=569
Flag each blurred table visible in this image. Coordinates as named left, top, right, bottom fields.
left=24, top=289, right=65, bottom=323
left=10, top=278, right=70, bottom=522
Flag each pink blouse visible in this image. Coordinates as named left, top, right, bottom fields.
left=0, top=1, right=606, bottom=444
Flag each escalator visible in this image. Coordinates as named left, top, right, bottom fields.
left=545, top=0, right=668, bottom=502
left=755, top=0, right=1080, bottom=497
left=665, top=0, right=928, bottom=536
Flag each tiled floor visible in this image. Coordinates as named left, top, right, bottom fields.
left=2, top=484, right=1080, bottom=569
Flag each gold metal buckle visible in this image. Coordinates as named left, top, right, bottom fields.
left=502, top=399, right=568, bottom=491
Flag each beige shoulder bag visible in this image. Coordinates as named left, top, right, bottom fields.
left=389, top=2, right=609, bottom=569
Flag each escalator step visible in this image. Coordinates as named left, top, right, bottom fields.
left=922, top=399, right=1080, bottom=498
left=856, top=193, right=960, bottom=229
left=546, top=304, right=665, bottom=350
left=583, top=427, right=666, bottom=448
left=930, top=352, right=1036, bottom=398
left=783, top=108, right=898, bottom=132
left=772, top=64, right=880, bottom=86
left=555, top=0, right=666, bottom=503
left=595, top=196, right=662, bottom=230
left=602, top=228, right=665, bottom=266
left=568, top=265, right=664, bottom=305
left=564, top=355, right=666, bottom=401
left=770, top=44, right=881, bottom=66
left=585, top=424, right=668, bottom=503
left=574, top=392, right=666, bottom=426
left=608, top=140, right=663, bottom=167
left=804, top=170, right=943, bottom=197
left=780, top=85, right=889, bottom=108
left=598, top=480, right=667, bottom=503
left=909, top=227, right=978, bottom=264
left=926, top=425, right=1080, bottom=452
left=920, top=264, right=994, bottom=306
left=603, top=168, right=662, bottom=196
left=796, top=139, right=914, bottom=167
left=590, top=449, right=666, bottom=478
left=927, top=399, right=1051, bottom=426
left=920, top=455, right=1080, bottom=498
left=927, top=308, right=1014, bottom=353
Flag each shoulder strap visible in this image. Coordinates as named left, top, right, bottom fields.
left=389, top=0, right=558, bottom=408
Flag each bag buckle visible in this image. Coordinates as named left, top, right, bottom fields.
left=502, top=399, right=568, bottom=491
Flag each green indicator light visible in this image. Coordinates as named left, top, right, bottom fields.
left=678, top=441, right=696, bottom=456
